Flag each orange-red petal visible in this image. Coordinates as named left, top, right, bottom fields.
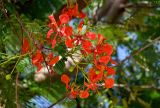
left=107, top=67, right=115, bottom=76
left=99, top=56, right=110, bottom=64
left=61, top=74, right=70, bottom=85
left=79, top=89, right=89, bottom=99
left=84, top=82, right=97, bottom=91
left=78, top=20, right=84, bottom=31
left=48, top=56, right=59, bottom=66
left=32, top=50, right=43, bottom=65
left=98, top=34, right=105, bottom=45
left=65, top=36, right=74, bottom=48
left=86, top=32, right=96, bottom=40
left=104, top=78, right=114, bottom=88
left=70, top=88, right=78, bottom=99
left=59, top=14, right=69, bottom=24
left=48, top=15, right=58, bottom=27
left=47, top=29, right=54, bottom=38
left=21, top=38, right=30, bottom=54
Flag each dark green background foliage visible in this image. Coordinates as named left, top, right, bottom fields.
left=0, top=0, right=160, bottom=108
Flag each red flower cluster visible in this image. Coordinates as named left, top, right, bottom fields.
left=61, top=67, right=115, bottom=99
left=48, top=4, right=115, bottom=99
left=46, top=4, right=86, bottom=49
left=21, top=4, right=116, bottom=99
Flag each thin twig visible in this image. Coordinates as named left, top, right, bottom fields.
left=125, top=2, right=160, bottom=8
left=15, top=12, right=40, bottom=49
left=97, top=83, right=160, bottom=90
left=41, top=52, right=53, bottom=92
left=117, top=36, right=160, bottom=66
left=0, top=53, right=29, bottom=66
left=48, top=94, right=69, bottom=108
left=115, top=84, right=160, bottom=90
left=15, top=73, right=20, bottom=108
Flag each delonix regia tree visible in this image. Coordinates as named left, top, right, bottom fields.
left=0, top=0, right=160, bottom=108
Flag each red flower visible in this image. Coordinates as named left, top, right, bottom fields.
left=98, top=34, right=105, bottom=45
left=78, top=20, right=84, bottom=31
left=65, top=36, right=74, bottom=48
left=59, top=14, right=69, bottom=24
left=32, top=50, right=44, bottom=71
left=61, top=26, right=73, bottom=36
left=93, top=44, right=113, bottom=58
left=99, top=55, right=110, bottom=64
left=88, top=68, right=103, bottom=83
left=82, top=40, right=92, bottom=53
left=73, top=35, right=83, bottom=46
left=70, top=88, right=78, bottom=99
left=35, top=63, right=43, bottom=72
left=48, top=14, right=58, bottom=27
left=61, top=74, right=70, bottom=89
left=103, top=44, right=113, bottom=55
left=106, top=67, right=115, bottom=76
left=86, top=32, right=96, bottom=40
left=21, top=38, right=30, bottom=54
left=47, top=29, right=54, bottom=38
left=46, top=53, right=54, bottom=61
left=92, top=45, right=103, bottom=58
left=104, top=78, right=114, bottom=88
left=32, top=50, right=43, bottom=64
left=78, top=11, right=86, bottom=18
left=48, top=56, right=59, bottom=66
left=70, top=4, right=79, bottom=17
left=88, top=69, right=96, bottom=83
left=84, top=82, right=97, bottom=91
left=79, top=89, right=89, bottom=99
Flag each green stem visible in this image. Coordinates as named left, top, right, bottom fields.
left=10, top=56, right=21, bottom=75
left=0, top=55, right=19, bottom=66
left=69, top=52, right=90, bottom=82
left=75, top=62, right=89, bottom=82
left=0, top=53, right=30, bottom=66
left=0, top=52, right=11, bottom=56
left=74, top=65, right=79, bottom=83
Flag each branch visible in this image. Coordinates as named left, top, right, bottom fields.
left=115, top=84, right=160, bottom=90
left=117, top=36, right=160, bottom=66
left=48, top=94, right=69, bottom=108
left=125, top=2, right=160, bottom=8
left=15, top=73, right=20, bottom=108
left=94, top=1, right=160, bottom=24
left=15, top=11, right=47, bottom=56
